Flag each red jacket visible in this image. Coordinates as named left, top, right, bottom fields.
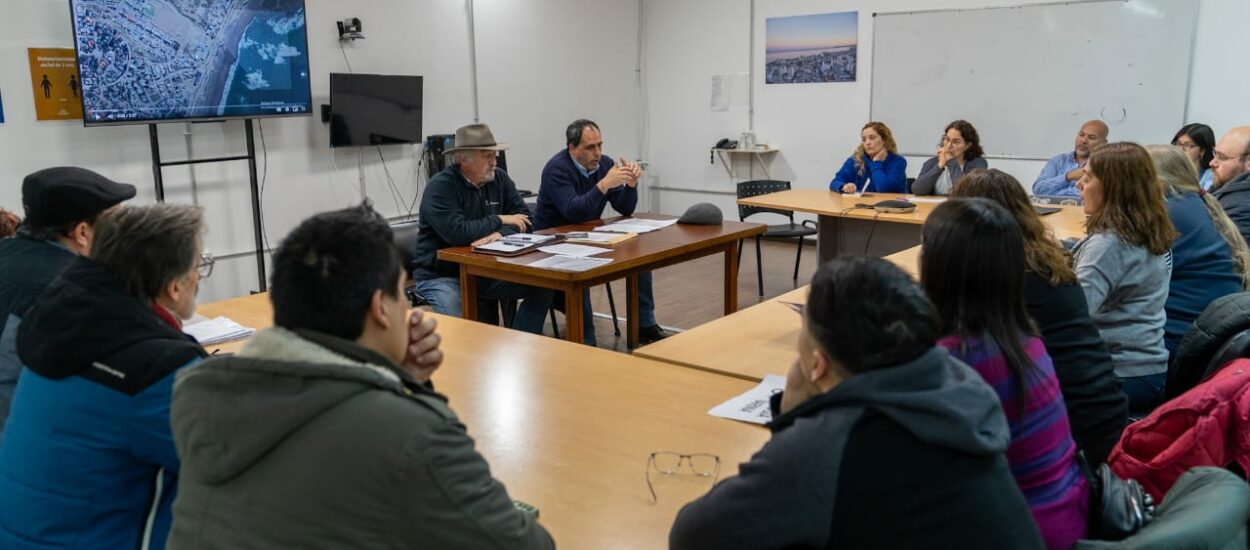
left=1108, top=359, right=1250, bottom=500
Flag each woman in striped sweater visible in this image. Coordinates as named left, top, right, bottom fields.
left=920, top=198, right=1090, bottom=549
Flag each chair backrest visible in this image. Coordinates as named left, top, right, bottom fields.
left=1203, top=329, right=1250, bottom=382
left=391, top=221, right=420, bottom=272
left=1073, top=467, right=1250, bottom=549
left=736, top=180, right=794, bottom=221
left=1167, top=292, right=1250, bottom=400
left=906, top=176, right=916, bottom=194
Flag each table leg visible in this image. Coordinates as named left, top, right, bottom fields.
left=724, top=244, right=739, bottom=315
left=817, top=214, right=840, bottom=264
left=565, top=288, right=585, bottom=344
left=626, top=275, right=640, bottom=348
left=460, top=269, right=478, bottom=321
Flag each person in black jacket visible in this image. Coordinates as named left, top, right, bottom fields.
left=670, top=256, right=1043, bottom=550
left=411, top=123, right=553, bottom=334
left=952, top=168, right=1128, bottom=464
left=0, top=167, right=135, bottom=439
left=1211, top=126, right=1250, bottom=246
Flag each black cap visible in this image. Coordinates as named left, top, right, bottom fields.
left=677, top=202, right=724, bottom=225
left=22, top=167, right=137, bottom=227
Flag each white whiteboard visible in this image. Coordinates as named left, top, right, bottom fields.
left=870, top=0, right=1198, bottom=159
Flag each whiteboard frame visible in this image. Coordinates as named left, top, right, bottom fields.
left=868, top=0, right=1198, bottom=161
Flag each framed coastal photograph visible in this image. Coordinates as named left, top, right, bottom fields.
left=765, top=11, right=858, bottom=84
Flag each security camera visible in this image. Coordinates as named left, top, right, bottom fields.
left=337, top=18, right=364, bottom=41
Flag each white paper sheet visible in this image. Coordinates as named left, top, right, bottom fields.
left=538, top=243, right=611, bottom=257
left=708, top=375, right=787, bottom=425
left=502, top=233, right=556, bottom=244
left=597, top=218, right=679, bottom=234
left=527, top=255, right=613, bottom=272
left=184, top=316, right=255, bottom=345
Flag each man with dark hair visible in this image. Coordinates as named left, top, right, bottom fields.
left=670, top=257, right=1043, bottom=549
left=534, top=119, right=667, bottom=345
left=0, top=204, right=208, bottom=550
left=0, top=166, right=135, bottom=438
left=411, top=123, right=553, bottom=334
left=168, top=205, right=554, bottom=549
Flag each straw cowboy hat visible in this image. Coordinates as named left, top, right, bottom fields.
left=444, top=123, right=510, bottom=154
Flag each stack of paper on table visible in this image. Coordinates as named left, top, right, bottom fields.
left=537, top=243, right=612, bottom=257
left=184, top=316, right=255, bottom=345
left=527, top=255, right=613, bottom=272
left=564, top=231, right=637, bottom=245
left=596, top=218, right=678, bottom=234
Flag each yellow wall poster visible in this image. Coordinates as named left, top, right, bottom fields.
left=28, top=48, right=83, bottom=121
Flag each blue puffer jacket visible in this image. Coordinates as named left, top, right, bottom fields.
left=0, top=231, right=77, bottom=442
left=0, top=257, right=205, bottom=550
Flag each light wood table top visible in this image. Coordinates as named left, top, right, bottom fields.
left=737, top=189, right=1089, bottom=239
left=633, top=286, right=806, bottom=381
left=196, top=293, right=768, bottom=550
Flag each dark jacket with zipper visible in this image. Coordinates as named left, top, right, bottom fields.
left=412, top=164, right=530, bottom=280
left=1214, top=171, right=1250, bottom=248
left=669, top=348, right=1044, bottom=550
left=168, top=326, right=553, bottom=550
left=0, top=257, right=205, bottom=550
left=0, top=230, right=78, bottom=440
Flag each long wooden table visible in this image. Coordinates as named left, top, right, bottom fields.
left=738, top=190, right=1087, bottom=262
left=195, top=294, right=769, bottom=550
left=438, top=214, right=765, bottom=347
left=633, top=237, right=1035, bottom=381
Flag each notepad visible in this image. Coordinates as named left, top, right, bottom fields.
left=184, top=316, right=255, bottom=345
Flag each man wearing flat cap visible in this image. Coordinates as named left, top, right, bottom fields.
left=411, top=123, right=554, bottom=334
left=0, top=167, right=135, bottom=439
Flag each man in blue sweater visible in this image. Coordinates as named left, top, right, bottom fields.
left=534, top=119, right=667, bottom=346
left=411, top=123, right=553, bottom=334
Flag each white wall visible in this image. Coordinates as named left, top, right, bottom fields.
left=0, top=0, right=640, bottom=302
left=644, top=0, right=1249, bottom=217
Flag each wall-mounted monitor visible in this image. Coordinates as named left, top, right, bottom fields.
left=329, top=73, right=423, bottom=147
left=69, top=0, right=313, bottom=126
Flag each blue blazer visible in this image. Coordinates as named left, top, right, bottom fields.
left=829, top=152, right=908, bottom=193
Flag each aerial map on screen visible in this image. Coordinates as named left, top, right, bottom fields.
left=71, top=0, right=312, bottom=124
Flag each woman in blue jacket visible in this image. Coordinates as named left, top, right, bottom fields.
left=829, top=122, right=908, bottom=194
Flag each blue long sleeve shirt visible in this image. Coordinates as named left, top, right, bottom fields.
left=1033, top=152, right=1083, bottom=197
left=828, top=153, right=908, bottom=193
left=534, top=151, right=638, bottom=229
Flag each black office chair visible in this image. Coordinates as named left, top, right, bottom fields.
left=390, top=221, right=428, bottom=307
left=736, top=180, right=817, bottom=297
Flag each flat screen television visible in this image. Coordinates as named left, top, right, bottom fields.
left=69, top=0, right=313, bottom=126
left=329, top=73, right=423, bottom=147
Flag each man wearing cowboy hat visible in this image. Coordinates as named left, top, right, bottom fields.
left=410, top=123, right=554, bottom=334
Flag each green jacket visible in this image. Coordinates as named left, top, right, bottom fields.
left=168, top=327, right=553, bottom=549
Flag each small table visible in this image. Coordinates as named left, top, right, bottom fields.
left=737, top=190, right=1087, bottom=263
left=437, top=214, right=766, bottom=347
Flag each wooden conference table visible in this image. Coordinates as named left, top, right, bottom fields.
left=737, top=190, right=1087, bottom=263
left=438, top=214, right=765, bottom=347
left=637, top=197, right=1087, bottom=381
left=196, top=293, right=769, bottom=550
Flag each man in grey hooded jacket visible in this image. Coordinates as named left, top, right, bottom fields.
left=670, top=257, right=1044, bottom=549
left=168, top=205, right=553, bottom=549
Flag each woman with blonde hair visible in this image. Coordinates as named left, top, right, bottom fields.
left=1146, top=144, right=1249, bottom=356
left=1073, top=142, right=1177, bottom=416
left=952, top=169, right=1127, bottom=464
left=828, top=122, right=908, bottom=194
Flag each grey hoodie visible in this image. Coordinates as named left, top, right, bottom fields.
left=168, top=327, right=553, bottom=550
left=670, top=347, right=1043, bottom=550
